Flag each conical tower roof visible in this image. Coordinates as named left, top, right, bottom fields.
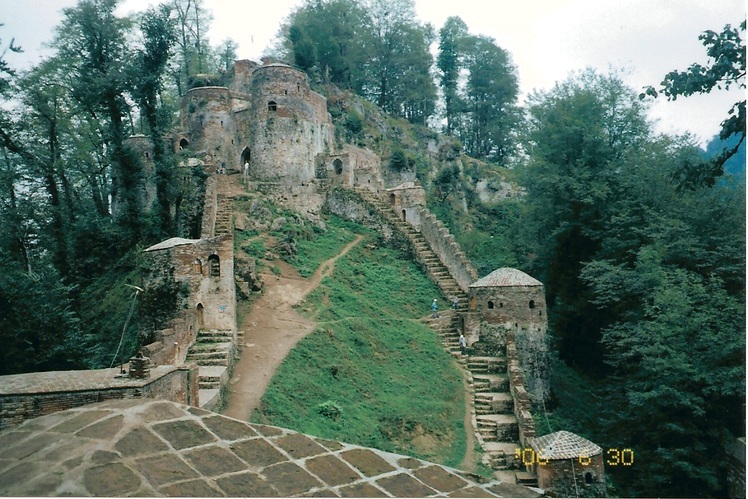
left=469, top=268, right=542, bottom=288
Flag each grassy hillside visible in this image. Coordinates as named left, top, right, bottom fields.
left=250, top=217, right=466, bottom=467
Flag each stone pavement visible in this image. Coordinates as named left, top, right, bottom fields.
left=0, top=399, right=541, bottom=497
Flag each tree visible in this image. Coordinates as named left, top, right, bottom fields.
left=437, top=16, right=468, bottom=135
left=131, top=4, right=178, bottom=235
left=170, top=0, right=214, bottom=94
left=521, top=69, right=651, bottom=370
left=642, top=20, right=746, bottom=187
left=461, top=35, right=519, bottom=163
left=55, top=0, right=144, bottom=244
left=363, top=0, right=436, bottom=122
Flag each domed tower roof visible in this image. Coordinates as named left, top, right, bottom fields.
left=469, top=268, right=542, bottom=288
left=529, top=430, right=602, bottom=460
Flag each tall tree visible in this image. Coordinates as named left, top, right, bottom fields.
left=131, top=4, right=178, bottom=235
left=170, top=0, right=214, bottom=94
left=521, top=69, right=651, bottom=370
left=437, top=16, right=468, bottom=135
left=461, top=35, right=519, bottom=164
left=55, top=0, right=142, bottom=243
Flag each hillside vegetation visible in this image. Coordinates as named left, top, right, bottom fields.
left=250, top=217, right=466, bottom=467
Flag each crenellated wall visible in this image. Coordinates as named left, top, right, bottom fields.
left=417, top=208, right=479, bottom=292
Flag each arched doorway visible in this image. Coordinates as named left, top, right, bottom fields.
left=241, top=147, right=251, bottom=166
left=179, top=138, right=189, bottom=150
left=208, top=254, right=220, bottom=277
left=196, top=303, right=204, bottom=330
left=333, top=158, right=343, bottom=175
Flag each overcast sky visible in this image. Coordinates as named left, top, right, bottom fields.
left=1, top=0, right=744, bottom=146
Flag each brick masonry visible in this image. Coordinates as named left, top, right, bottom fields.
left=0, top=365, right=199, bottom=431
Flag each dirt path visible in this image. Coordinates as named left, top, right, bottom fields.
left=221, top=235, right=363, bottom=421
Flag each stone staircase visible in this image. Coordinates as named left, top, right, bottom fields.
left=354, top=188, right=469, bottom=311
left=186, top=329, right=235, bottom=411
left=467, top=354, right=521, bottom=474
left=352, top=188, right=524, bottom=482
left=214, top=193, right=232, bottom=236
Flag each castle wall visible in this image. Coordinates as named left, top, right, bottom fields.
left=386, top=184, right=426, bottom=227
left=0, top=365, right=199, bottom=431
left=534, top=453, right=605, bottom=494
left=469, top=285, right=546, bottom=326
left=417, top=208, right=479, bottom=292
left=248, top=64, right=335, bottom=184
left=181, top=86, right=240, bottom=172
left=506, top=332, right=536, bottom=447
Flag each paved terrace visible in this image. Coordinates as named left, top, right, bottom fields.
left=0, top=366, right=178, bottom=394
left=0, top=399, right=541, bottom=497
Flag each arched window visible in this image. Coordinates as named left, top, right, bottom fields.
left=390, top=193, right=396, bottom=205
left=333, top=158, right=343, bottom=175
left=529, top=300, right=536, bottom=309
left=487, top=301, right=494, bottom=309
left=402, top=210, right=406, bottom=221
left=208, top=254, right=220, bottom=277
left=585, top=472, right=594, bottom=484
left=268, top=100, right=277, bottom=111
left=194, top=258, right=202, bottom=275
left=179, top=138, right=189, bottom=150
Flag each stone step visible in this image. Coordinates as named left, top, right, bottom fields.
left=199, top=380, right=221, bottom=389
left=474, top=374, right=509, bottom=392
left=192, top=358, right=228, bottom=367
left=515, top=472, right=538, bottom=487
left=189, top=343, right=231, bottom=354
left=477, top=414, right=519, bottom=441
left=475, top=392, right=514, bottom=413
left=186, top=350, right=229, bottom=361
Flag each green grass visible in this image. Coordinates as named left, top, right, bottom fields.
left=286, top=216, right=360, bottom=278
left=251, top=224, right=466, bottom=467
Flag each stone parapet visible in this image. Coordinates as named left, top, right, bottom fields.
left=417, top=208, right=478, bottom=292
left=0, top=364, right=199, bottom=431
left=507, top=331, right=536, bottom=447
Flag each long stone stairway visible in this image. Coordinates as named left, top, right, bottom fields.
left=187, top=174, right=238, bottom=411
left=354, top=188, right=522, bottom=480
left=354, top=189, right=469, bottom=312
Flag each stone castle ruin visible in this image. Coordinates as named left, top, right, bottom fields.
left=0, top=58, right=601, bottom=496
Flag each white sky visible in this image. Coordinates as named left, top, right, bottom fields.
left=1, top=0, right=744, bottom=146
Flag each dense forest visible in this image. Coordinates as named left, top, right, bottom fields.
left=0, top=0, right=744, bottom=497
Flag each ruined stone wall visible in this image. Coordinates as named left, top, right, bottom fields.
left=514, top=324, right=550, bottom=403
left=181, top=86, right=239, bottom=172
left=417, top=208, right=479, bottom=292
left=506, top=331, right=536, bottom=447
left=386, top=184, right=426, bottom=227
left=325, top=188, right=398, bottom=243
left=470, top=285, right=546, bottom=326
left=124, top=135, right=157, bottom=214
left=0, top=365, right=199, bottom=431
left=248, top=64, right=335, bottom=184
left=534, top=454, right=605, bottom=495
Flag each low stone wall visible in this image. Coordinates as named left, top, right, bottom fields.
left=417, top=208, right=478, bottom=292
left=0, top=364, right=199, bottom=431
left=506, top=331, right=536, bottom=447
